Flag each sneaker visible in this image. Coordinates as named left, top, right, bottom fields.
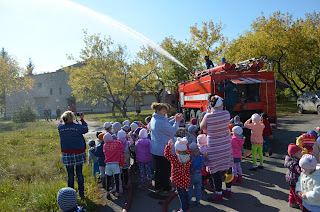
left=237, top=175, right=243, bottom=183
left=212, top=194, right=223, bottom=202
left=263, top=152, right=266, bottom=156
left=257, top=165, right=264, bottom=169
left=289, top=203, right=300, bottom=209
left=222, top=190, right=232, bottom=198
left=249, top=167, right=257, bottom=171
left=138, top=184, right=145, bottom=189
left=268, top=150, right=273, bottom=156
left=202, top=189, right=207, bottom=194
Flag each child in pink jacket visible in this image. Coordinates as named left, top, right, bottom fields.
left=231, top=126, right=245, bottom=184
left=103, top=133, right=124, bottom=197
left=245, top=113, right=265, bottom=171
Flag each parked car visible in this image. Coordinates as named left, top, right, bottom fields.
left=297, top=91, right=320, bottom=114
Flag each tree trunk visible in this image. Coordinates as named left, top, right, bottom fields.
left=155, top=89, right=163, bottom=103
left=276, top=62, right=298, bottom=99
left=111, top=104, right=115, bottom=118
left=121, top=104, right=127, bottom=117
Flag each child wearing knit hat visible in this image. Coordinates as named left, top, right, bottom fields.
left=104, top=122, right=114, bottom=135
left=197, top=134, right=214, bottom=193
left=244, top=113, right=265, bottom=171
left=117, top=130, right=130, bottom=190
left=186, top=125, right=198, bottom=145
left=91, top=132, right=107, bottom=189
left=136, top=129, right=152, bottom=189
left=57, top=187, right=86, bottom=212
left=103, top=133, right=124, bottom=197
left=188, top=142, right=205, bottom=207
left=284, top=143, right=303, bottom=209
left=112, top=122, right=122, bottom=136
left=296, top=154, right=320, bottom=211
left=231, top=126, right=245, bottom=184
left=164, top=137, right=192, bottom=212
left=87, top=140, right=99, bottom=178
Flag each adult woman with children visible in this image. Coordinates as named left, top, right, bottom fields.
left=200, top=95, right=234, bottom=202
left=149, top=102, right=183, bottom=193
left=58, top=111, right=88, bottom=198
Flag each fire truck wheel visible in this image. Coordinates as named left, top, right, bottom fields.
left=298, top=105, right=305, bottom=114
left=317, top=106, right=320, bottom=115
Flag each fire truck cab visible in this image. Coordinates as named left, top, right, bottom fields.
left=178, top=58, right=277, bottom=127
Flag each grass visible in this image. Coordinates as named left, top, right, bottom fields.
left=276, top=100, right=298, bottom=115
left=0, top=121, right=104, bottom=212
left=85, top=110, right=154, bottom=123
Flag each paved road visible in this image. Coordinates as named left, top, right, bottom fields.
left=83, top=113, right=320, bottom=212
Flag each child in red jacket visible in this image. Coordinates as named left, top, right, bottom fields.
left=261, top=113, right=273, bottom=156
left=103, top=133, right=124, bottom=197
left=164, top=137, right=192, bottom=212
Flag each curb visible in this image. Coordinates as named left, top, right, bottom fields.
left=162, top=190, right=178, bottom=212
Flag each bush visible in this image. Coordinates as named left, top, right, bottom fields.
left=12, top=102, right=39, bottom=123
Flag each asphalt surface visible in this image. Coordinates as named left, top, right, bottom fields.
left=83, top=113, right=320, bottom=212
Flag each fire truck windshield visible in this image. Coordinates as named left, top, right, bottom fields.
left=237, top=84, right=261, bottom=103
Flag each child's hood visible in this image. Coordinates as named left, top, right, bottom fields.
left=137, top=138, right=151, bottom=146
left=177, top=153, right=191, bottom=164
left=231, top=135, right=245, bottom=142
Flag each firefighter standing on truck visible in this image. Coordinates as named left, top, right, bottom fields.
left=218, top=79, right=238, bottom=116
left=204, top=56, right=214, bottom=69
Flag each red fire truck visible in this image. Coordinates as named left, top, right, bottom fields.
left=178, top=58, right=277, bottom=126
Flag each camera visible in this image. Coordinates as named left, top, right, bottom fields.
left=76, top=112, right=83, bottom=116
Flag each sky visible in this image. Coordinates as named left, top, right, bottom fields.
left=0, top=0, right=319, bottom=74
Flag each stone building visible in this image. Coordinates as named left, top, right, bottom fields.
left=5, top=68, right=157, bottom=118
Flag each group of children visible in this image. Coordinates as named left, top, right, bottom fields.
left=57, top=111, right=278, bottom=212
left=285, top=127, right=320, bottom=211
left=86, top=118, right=154, bottom=197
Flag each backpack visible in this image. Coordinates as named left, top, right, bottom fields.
left=302, top=133, right=316, bottom=154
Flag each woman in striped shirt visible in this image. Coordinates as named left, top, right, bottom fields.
left=200, top=95, right=234, bottom=202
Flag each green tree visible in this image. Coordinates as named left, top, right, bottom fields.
left=0, top=48, right=34, bottom=117
left=65, top=31, right=157, bottom=117
left=224, top=12, right=320, bottom=98
left=135, top=46, right=164, bottom=103
left=160, top=37, right=201, bottom=85
left=190, top=20, right=227, bottom=66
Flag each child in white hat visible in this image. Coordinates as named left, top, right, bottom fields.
left=296, top=154, right=320, bottom=211
left=244, top=113, right=265, bottom=171
left=164, top=137, right=192, bottom=212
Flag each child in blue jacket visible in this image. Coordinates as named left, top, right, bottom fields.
left=92, top=132, right=106, bottom=189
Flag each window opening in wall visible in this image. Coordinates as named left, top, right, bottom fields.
left=50, top=88, right=53, bottom=95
